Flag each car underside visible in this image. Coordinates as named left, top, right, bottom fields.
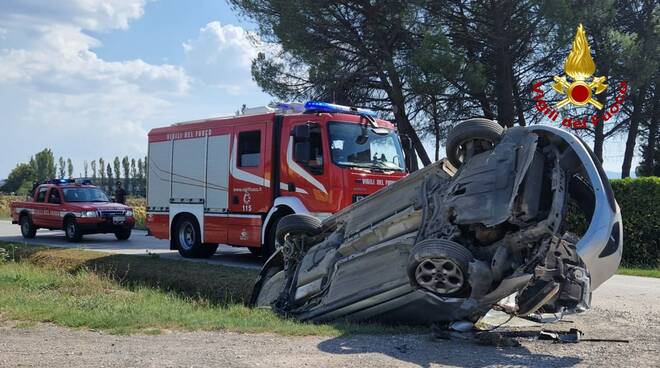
left=252, top=120, right=623, bottom=327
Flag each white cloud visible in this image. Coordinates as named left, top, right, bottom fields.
left=0, top=0, right=192, bottom=176
left=183, top=21, right=271, bottom=93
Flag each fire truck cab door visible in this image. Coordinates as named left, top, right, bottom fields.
left=229, top=123, right=270, bottom=213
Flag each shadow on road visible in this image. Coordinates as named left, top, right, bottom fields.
left=317, top=331, right=582, bottom=367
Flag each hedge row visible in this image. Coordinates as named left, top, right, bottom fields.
left=568, top=177, right=659, bottom=268
left=608, top=177, right=660, bottom=268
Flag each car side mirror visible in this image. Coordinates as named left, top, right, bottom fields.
left=294, top=141, right=311, bottom=165
left=293, top=124, right=311, bottom=140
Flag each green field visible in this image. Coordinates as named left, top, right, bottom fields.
left=0, top=242, right=418, bottom=336
left=617, top=267, right=660, bottom=278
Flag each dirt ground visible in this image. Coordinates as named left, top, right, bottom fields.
left=1, top=275, right=659, bottom=368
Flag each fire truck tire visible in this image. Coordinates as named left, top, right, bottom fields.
left=275, top=214, right=322, bottom=244
left=174, top=215, right=218, bottom=258
left=64, top=218, right=83, bottom=243
left=114, top=228, right=132, bottom=241
left=446, top=118, right=503, bottom=168
left=407, top=239, right=474, bottom=297
left=248, top=246, right=262, bottom=257
left=19, top=215, right=37, bottom=239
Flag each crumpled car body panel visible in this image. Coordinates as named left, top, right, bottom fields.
left=252, top=125, right=622, bottom=325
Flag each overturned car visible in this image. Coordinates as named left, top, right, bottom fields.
left=252, top=119, right=622, bottom=326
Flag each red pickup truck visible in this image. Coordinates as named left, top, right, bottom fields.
left=10, top=179, right=135, bottom=242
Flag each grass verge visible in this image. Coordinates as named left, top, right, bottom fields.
left=617, top=267, right=660, bottom=278
left=0, top=242, right=420, bottom=336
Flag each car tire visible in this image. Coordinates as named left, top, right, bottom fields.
left=446, top=118, right=504, bottom=168
left=275, top=214, right=322, bottom=244
left=114, top=228, right=132, bottom=241
left=19, top=215, right=37, bottom=239
left=173, top=215, right=218, bottom=258
left=64, top=218, right=83, bottom=243
left=407, top=239, right=474, bottom=297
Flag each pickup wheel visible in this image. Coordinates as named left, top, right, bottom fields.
left=19, top=215, right=37, bottom=239
left=114, top=228, right=132, bottom=241
left=174, top=215, right=218, bottom=258
left=446, top=118, right=504, bottom=168
left=64, top=218, right=83, bottom=243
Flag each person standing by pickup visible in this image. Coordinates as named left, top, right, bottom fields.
left=115, top=181, right=126, bottom=204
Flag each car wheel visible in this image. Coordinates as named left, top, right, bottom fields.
left=446, top=118, right=504, bottom=168
left=64, top=218, right=83, bottom=243
left=174, top=215, right=218, bottom=258
left=114, top=228, right=132, bottom=241
left=408, top=239, right=474, bottom=297
left=19, top=215, right=37, bottom=239
left=275, top=214, right=322, bottom=244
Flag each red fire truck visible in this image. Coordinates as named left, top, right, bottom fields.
left=146, top=101, right=408, bottom=258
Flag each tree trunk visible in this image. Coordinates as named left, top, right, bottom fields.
left=621, top=84, right=648, bottom=178
left=641, top=87, right=659, bottom=175
left=381, top=58, right=431, bottom=169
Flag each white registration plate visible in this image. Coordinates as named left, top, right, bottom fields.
left=112, top=216, right=126, bottom=223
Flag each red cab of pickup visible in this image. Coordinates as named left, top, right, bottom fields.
left=10, top=180, right=135, bottom=242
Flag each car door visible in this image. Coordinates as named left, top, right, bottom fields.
left=31, top=187, right=49, bottom=227
left=43, top=188, right=63, bottom=228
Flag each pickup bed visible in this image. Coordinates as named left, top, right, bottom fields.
left=11, top=181, right=135, bottom=242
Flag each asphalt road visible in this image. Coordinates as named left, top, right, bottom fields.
left=0, top=220, right=262, bottom=270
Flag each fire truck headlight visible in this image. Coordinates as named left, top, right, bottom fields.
left=125, top=210, right=133, bottom=217
left=81, top=211, right=97, bottom=218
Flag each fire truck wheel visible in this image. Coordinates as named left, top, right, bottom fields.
left=275, top=214, right=323, bottom=244
left=64, top=218, right=83, bottom=243
left=248, top=246, right=262, bottom=257
left=407, top=239, right=474, bottom=297
left=114, top=228, right=132, bottom=241
left=19, top=215, right=37, bottom=239
left=446, top=118, right=503, bottom=168
left=174, top=215, right=218, bottom=258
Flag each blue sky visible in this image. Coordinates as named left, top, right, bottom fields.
left=0, top=0, right=637, bottom=179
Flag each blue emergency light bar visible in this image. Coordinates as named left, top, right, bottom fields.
left=48, top=178, right=75, bottom=185
left=304, top=101, right=378, bottom=117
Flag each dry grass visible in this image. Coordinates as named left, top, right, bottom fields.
left=0, top=195, right=23, bottom=219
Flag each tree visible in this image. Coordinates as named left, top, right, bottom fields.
left=29, top=149, right=56, bottom=182
left=230, top=0, right=432, bottom=169
left=98, top=158, right=106, bottom=189
left=83, top=160, right=89, bottom=178
left=121, top=156, right=130, bottom=190
left=66, top=158, right=74, bottom=178
left=90, top=160, right=97, bottom=179
left=58, top=157, right=65, bottom=178
left=106, top=164, right=113, bottom=192
left=113, top=157, right=121, bottom=184
left=1, top=164, right=35, bottom=194
left=136, top=158, right=144, bottom=194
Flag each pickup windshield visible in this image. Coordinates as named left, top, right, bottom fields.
left=328, top=122, right=405, bottom=171
left=63, top=187, right=109, bottom=202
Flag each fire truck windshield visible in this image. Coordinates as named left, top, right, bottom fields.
left=63, top=187, right=110, bottom=202
left=329, top=122, right=405, bottom=171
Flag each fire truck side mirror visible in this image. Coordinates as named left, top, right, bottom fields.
left=294, top=141, right=311, bottom=165
left=293, top=124, right=311, bottom=140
